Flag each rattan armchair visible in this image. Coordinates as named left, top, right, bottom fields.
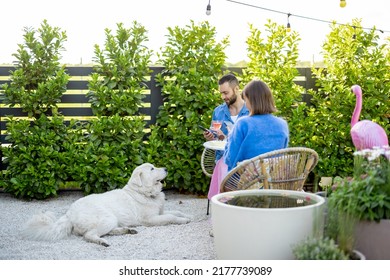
left=220, top=147, right=319, bottom=193
left=201, top=147, right=216, bottom=178
left=200, top=147, right=217, bottom=215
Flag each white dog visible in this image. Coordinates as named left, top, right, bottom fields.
left=22, top=163, right=191, bottom=247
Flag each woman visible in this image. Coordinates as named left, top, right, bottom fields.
left=208, top=79, right=289, bottom=200
left=224, top=79, right=289, bottom=171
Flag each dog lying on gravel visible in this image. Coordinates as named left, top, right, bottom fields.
left=22, top=163, right=191, bottom=247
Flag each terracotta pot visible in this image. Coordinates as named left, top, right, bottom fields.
left=355, top=219, right=390, bottom=260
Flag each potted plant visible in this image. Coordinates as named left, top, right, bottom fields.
left=292, top=200, right=365, bottom=260
left=327, top=146, right=390, bottom=259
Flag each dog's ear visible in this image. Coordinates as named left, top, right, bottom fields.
left=130, top=170, right=143, bottom=187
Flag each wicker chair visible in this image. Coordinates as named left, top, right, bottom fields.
left=220, top=147, right=319, bottom=193
left=200, top=147, right=217, bottom=215
left=201, top=147, right=216, bottom=178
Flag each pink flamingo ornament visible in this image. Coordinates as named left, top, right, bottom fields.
left=350, top=85, right=388, bottom=150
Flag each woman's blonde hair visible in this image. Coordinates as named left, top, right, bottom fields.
left=242, top=80, right=276, bottom=115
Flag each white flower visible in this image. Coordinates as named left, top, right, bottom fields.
left=354, top=145, right=390, bottom=162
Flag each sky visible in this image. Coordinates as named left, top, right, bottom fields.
left=1, top=0, right=389, bottom=65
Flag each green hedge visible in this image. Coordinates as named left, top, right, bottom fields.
left=1, top=19, right=389, bottom=199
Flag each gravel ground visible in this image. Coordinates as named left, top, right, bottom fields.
left=0, top=190, right=216, bottom=260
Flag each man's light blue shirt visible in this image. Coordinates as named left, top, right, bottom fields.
left=211, top=103, right=250, bottom=161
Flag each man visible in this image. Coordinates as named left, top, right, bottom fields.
left=203, top=73, right=249, bottom=161
left=204, top=73, right=249, bottom=201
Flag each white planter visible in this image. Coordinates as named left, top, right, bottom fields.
left=211, top=189, right=325, bottom=260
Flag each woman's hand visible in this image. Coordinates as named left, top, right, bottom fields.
left=216, top=130, right=226, bottom=140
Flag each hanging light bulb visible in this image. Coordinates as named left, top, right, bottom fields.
left=286, top=13, right=291, bottom=32
left=340, top=0, right=347, bottom=8
left=206, top=0, right=211, bottom=15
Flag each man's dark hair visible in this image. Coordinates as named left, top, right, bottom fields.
left=218, top=73, right=239, bottom=87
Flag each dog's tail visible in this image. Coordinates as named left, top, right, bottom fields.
left=21, top=211, right=73, bottom=241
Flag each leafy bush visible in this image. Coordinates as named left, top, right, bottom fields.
left=146, top=20, right=228, bottom=193
left=307, top=19, right=390, bottom=177
left=1, top=20, right=71, bottom=199
left=2, top=20, right=69, bottom=118
left=242, top=21, right=309, bottom=148
left=2, top=115, right=75, bottom=199
left=87, top=22, right=152, bottom=117
left=75, top=21, right=151, bottom=194
left=72, top=116, right=145, bottom=194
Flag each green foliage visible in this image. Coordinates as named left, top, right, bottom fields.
left=328, top=149, right=390, bottom=223
left=2, top=19, right=69, bottom=118
left=71, top=116, right=145, bottom=194
left=0, top=20, right=72, bottom=199
left=75, top=21, right=151, bottom=194
left=242, top=21, right=309, bottom=148
left=146, top=20, right=229, bottom=193
left=1, top=115, right=75, bottom=199
left=87, top=22, right=152, bottom=116
left=293, top=237, right=348, bottom=260
left=325, top=202, right=358, bottom=255
left=307, top=19, right=390, bottom=177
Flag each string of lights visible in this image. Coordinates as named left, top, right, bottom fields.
left=218, top=0, right=390, bottom=34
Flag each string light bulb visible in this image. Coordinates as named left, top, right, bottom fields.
left=206, top=0, right=211, bottom=15
left=286, top=13, right=291, bottom=32
left=340, top=0, right=347, bottom=8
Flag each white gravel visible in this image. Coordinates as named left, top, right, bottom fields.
left=0, top=190, right=217, bottom=260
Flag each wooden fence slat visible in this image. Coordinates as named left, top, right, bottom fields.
left=60, top=94, right=90, bottom=103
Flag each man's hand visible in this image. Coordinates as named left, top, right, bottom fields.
left=203, top=130, right=216, bottom=141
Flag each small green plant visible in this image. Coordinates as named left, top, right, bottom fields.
left=329, top=146, right=390, bottom=222
left=293, top=237, right=348, bottom=260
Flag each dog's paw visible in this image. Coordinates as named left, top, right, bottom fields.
left=99, top=239, right=110, bottom=247
left=126, top=228, right=138, bottom=235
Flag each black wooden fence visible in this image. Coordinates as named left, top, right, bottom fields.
left=0, top=66, right=166, bottom=145
left=0, top=66, right=318, bottom=172
left=0, top=65, right=317, bottom=144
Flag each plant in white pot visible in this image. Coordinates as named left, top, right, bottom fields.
left=327, top=146, right=390, bottom=259
left=211, top=189, right=325, bottom=260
